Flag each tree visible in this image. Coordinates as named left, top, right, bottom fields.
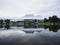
left=5, top=19, right=10, bottom=25
left=51, top=15, right=58, bottom=22
left=49, top=17, right=52, bottom=22
left=0, top=19, right=3, bottom=24
left=44, top=18, right=48, bottom=22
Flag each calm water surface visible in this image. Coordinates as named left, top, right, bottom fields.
left=0, top=26, right=60, bottom=45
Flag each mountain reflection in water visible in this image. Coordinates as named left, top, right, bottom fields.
left=0, top=25, right=60, bottom=45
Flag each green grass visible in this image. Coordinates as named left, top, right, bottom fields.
left=39, top=22, right=53, bottom=26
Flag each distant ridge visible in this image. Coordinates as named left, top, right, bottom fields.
left=24, top=14, right=35, bottom=17
left=22, top=14, right=43, bottom=20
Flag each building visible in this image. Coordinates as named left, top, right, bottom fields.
left=24, top=19, right=40, bottom=28
left=16, top=20, right=24, bottom=27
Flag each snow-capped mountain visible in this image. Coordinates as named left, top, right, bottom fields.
left=22, top=14, right=43, bottom=20
left=24, top=14, right=34, bottom=17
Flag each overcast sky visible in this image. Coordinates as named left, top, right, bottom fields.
left=0, top=0, right=60, bottom=18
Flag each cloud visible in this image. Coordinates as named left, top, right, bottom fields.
left=38, top=0, right=60, bottom=18
left=0, top=30, right=60, bottom=45
left=0, top=0, right=60, bottom=18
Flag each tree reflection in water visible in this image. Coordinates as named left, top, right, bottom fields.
left=0, top=24, right=60, bottom=32
left=24, top=25, right=60, bottom=32
left=44, top=25, right=60, bottom=32
left=4, top=25, right=10, bottom=29
left=0, top=24, right=10, bottom=29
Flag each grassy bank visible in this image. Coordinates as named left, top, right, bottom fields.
left=39, top=22, right=60, bottom=26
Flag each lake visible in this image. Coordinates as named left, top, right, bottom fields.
left=0, top=25, right=60, bottom=45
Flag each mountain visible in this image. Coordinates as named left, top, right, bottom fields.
left=24, top=14, right=35, bottom=17
left=36, top=15, right=41, bottom=17
left=22, top=14, right=43, bottom=20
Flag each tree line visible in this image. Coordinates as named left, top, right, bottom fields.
left=0, top=19, right=10, bottom=24
left=44, top=15, right=60, bottom=23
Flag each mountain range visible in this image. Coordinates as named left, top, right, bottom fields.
left=22, top=14, right=43, bottom=20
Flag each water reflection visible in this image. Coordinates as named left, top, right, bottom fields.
left=4, top=25, right=10, bottom=29
left=0, top=24, right=60, bottom=45
left=0, top=25, right=60, bottom=45
left=24, top=25, right=60, bottom=32
left=0, top=29, right=60, bottom=45
left=48, top=25, right=59, bottom=32
left=43, top=25, right=60, bottom=32
left=0, top=25, right=3, bottom=28
left=0, top=24, right=60, bottom=32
